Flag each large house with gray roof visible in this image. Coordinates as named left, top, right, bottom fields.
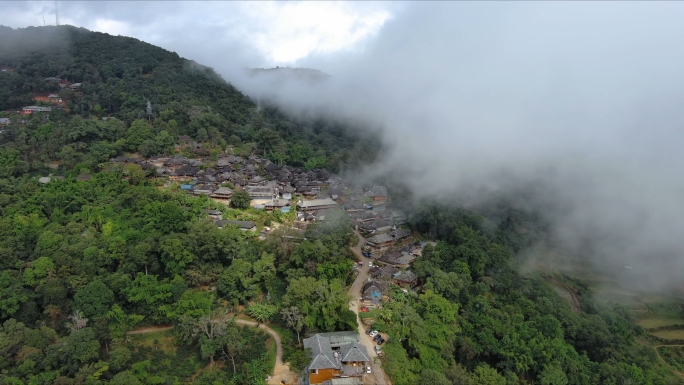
left=302, top=332, right=369, bottom=384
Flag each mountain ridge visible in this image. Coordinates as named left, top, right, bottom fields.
left=0, top=25, right=377, bottom=176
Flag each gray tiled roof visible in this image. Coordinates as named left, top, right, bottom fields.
left=303, top=334, right=339, bottom=370
left=392, top=228, right=412, bottom=239
left=224, top=220, right=256, bottom=229
left=317, top=331, right=360, bottom=346
left=366, top=233, right=394, bottom=244
left=363, top=280, right=386, bottom=297
left=393, top=270, right=417, bottom=282
left=339, top=342, right=369, bottom=363
left=212, top=187, right=233, bottom=195
left=297, top=198, right=337, bottom=209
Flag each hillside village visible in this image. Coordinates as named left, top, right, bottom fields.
left=2, top=25, right=673, bottom=385
left=0, top=55, right=421, bottom=385
left=101, top=145, right=423, bottom=289
left=98, top=151, right=426, bottom=385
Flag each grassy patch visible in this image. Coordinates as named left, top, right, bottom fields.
left=129, top=330, right=176, bottom=354
left=652, top=330, right=684, bottom=340
left=265, top=335, right=277, bottom=372
left=638, top=318, right=684, bottom=329
left=646, top=301, right=684, bottom=319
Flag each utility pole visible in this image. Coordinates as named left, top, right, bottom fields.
left=54, top=0, right=60, bottom=26
left=146, top=100, right=152, bottom=123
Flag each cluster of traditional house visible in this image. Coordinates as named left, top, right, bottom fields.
left=21, top=106, right=53, bottom=116
left=357, top=245, right=438, bottom=312
left=201, top=210, right=257, bottom=232
left=361, top=243, right=436, bottom=298
left=303, top=332, right=369, bottom=385
left=19, top=78, right=80, bottom=116
left=109, top=152, right=341, bottom=218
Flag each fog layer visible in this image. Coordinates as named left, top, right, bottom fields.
left=221, top=2, right=684, bottom=292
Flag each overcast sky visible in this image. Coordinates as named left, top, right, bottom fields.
left=4, top=2, right=684, bottom=292
left=0, top=1, right=400, bottom=65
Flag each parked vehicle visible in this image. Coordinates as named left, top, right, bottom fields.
left=369, top=330, right=378, bottom=338
left=366, top=365, right=371, bottom=374
left=374, top=345, right=382, bottom=354
left=358, top=261, right=363, bottom=266
left=377, top=337, right=385, bottom=345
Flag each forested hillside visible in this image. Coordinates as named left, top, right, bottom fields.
left=0, top=24, right=681, bottom=385
left=377, top=203, right=679, bottom=385
left=0, top=172, right=357, bottom=384
left=0, top=25, right=377, bottom=177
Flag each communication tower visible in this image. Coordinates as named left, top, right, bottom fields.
left=54, top=0, right=60, bottom=26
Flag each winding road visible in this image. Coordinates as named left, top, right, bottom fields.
left=233, top=319, right=296, bottom=385
left=128, top=318, right=295, bottom=385
left=125, top=231, right=392, bottom=385
left=545, top=277, right=581, bottom=313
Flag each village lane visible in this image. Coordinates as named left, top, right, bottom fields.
left=348, top=230, right=392, bottom=385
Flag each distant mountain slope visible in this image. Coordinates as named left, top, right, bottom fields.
left=0, top=25, right=378, bottom=175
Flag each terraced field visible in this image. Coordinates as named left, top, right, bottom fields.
left=638, top=318, right=684, bottom=329
left=652, top=330, right=684, bottom=340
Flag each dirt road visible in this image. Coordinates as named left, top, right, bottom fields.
left=545, top=277, right=581, bottom=313
left=127, top=325, right=173, bottom=335
left=348, top=230, right=393, bottom=385
left=654, top=345, right=684, bottom=379
left=128, top=319, right=296, bottom=384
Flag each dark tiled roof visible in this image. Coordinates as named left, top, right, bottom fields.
left=393, top=270, right=417, bottom=282
left=303, top=334, right=339, bottom=370
left=221, top=220, right=256, bottom=229
left=392, top=228, right=412, bottom=239
left=366, top=233, right=394, bottom=244
left=339, top=342, right=369, bottom=363
left=363, top=280, right=385, bottom=297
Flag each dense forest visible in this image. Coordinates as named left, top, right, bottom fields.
left=0, top=173, right=357, bottom=384
left=0, top=24, right=682, bottom=385
left=0, top=25, right=378, bottom=177
left=371, top=203, right=679, bottom=385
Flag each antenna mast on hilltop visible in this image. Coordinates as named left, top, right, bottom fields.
left=54, top=0, right=60, bottom=26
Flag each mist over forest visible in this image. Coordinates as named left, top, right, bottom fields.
left=225, top=2, right=684, bottom=293
left=2, top=2, right=684, bottom=385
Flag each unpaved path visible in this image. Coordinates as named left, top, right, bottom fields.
left=233, top=319, right=297, bottom=385
left=127, top=319, right=296, bottom=384
left=127, top=325, right=174, bottom=334
left=349, top=230, right=392, bottom=385
left=654, top=345, right=684, bottom=378
left=545, top=277, right=581, bottom=313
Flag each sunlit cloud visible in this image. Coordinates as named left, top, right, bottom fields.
left=0, top=1, right=396, bottom=65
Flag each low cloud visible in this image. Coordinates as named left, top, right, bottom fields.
left=3, top=1, right=683, bottom=292
left=224, top=2, right=684, bottom=292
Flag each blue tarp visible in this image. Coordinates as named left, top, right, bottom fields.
left=280, top=207, right=291, bottom=213
left=180, top=184, right=193, bottom=190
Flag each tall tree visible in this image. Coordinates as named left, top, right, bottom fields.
left=177, top=309, right=230, bottom=366
left=280, top=306, right=304, bottom=345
